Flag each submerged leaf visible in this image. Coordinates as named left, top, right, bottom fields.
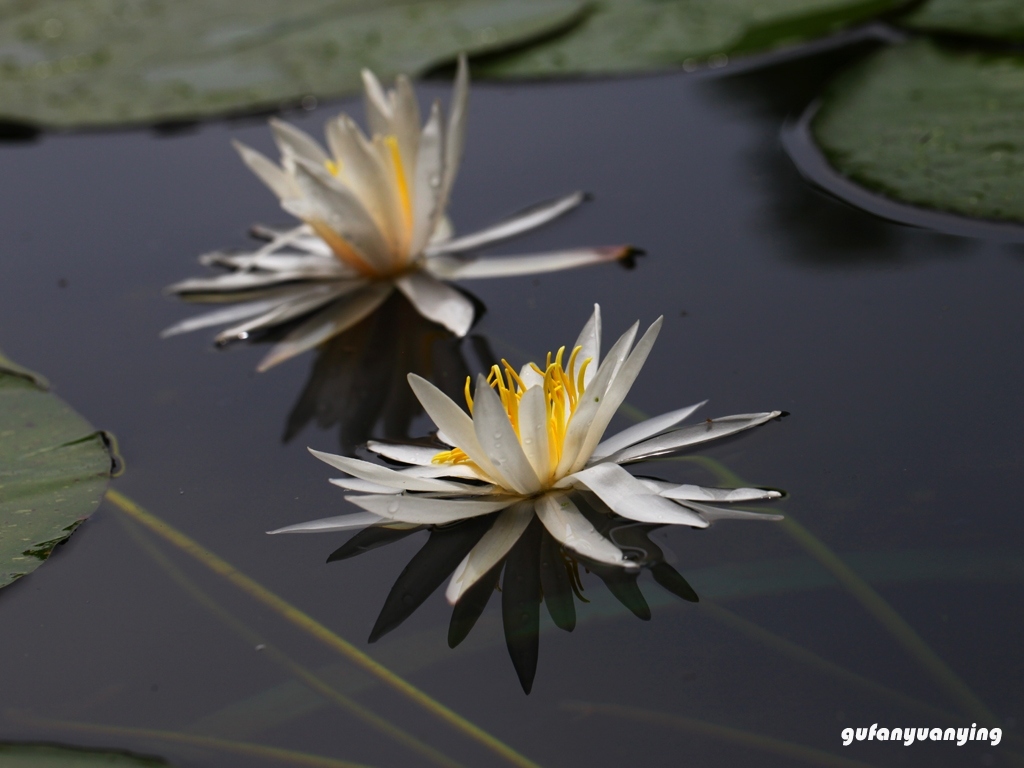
left=0, top=351, right=114, bottom=590
left=0, top=0, right=584, bottom=128
left=898, top=0, right=1024, bottom=43
left=812, top=40, right=1024, bottom=223
left=476, top=0, right=910, bottom=78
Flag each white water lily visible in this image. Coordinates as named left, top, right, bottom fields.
left=271, top=305, right=784, bottom=604
left=163, top=57, right=634, bottom=370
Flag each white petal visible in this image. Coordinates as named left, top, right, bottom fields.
left=674, top=500, right=784, bottom=523
left=361, top=68, right=393, bottom=137
left=395, top=271, right=475, bottom=336
left=519, top=364, right=544, bottom=389
left=392, top=74, right=422, bottom=176
left=471, top=374, right=541, bottom=495
left=165, top=270, right=334, bottom=295
left=160, top=297, right=289, bottom=338
left=201, top=251, right=340, bottom=273
left=346, top=493, right=514, bottom=525
left=606, top=411, right=783, bottom=464
left=535, top=493, right=629, bottom=567
left=400, top=463, right=486, bottom=481
left=569, top=317, right=663, bottom=474
left=426, top=246, right=630, bottom=280
left=445, top=501, right=532, bottom=604
left=438, top=54, right=468, bottom=217
left=566, top=463, right=708, bottom=528
left=328, top=477, right=399, bottom=494
left=257, top=283, right=392, bottom=371
left=517, top=385, right=551, bottom=483
left=425, top=192, right=586, bottom=256
left=591, top=401, right=707, bottom=461
left=309, top=448, right=478, bottom=493
left=269, top=119, right=329, bottom=166
left=267, top=512, right=383, bottom=534
left=367, top=441, right=442, bottom=466
left=554, top=321, right=639, bottom=477
left=214, top=283, right=365, bottom=343
left=574, top=303, right=601, bottom=388
left=406, top=374, right=502, bottom=482
left=411, top=101, right=445, bottom=256
left=233, top=141, right=295, bottom=200
left=659, top=485, right=782, bottom=503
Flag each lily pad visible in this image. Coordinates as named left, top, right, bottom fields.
left=0, top=744, right=169, bottom=767
left=0, top=0, right=584, bottom=128
left=474, top=0, right=909, bottom=78
left=0, top=350, right=115, bottom=590
left=898, top=0, right=1024, bottom=43
left=812, top=39, right=1024, bottom=223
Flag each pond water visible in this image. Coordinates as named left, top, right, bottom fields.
left=1, top=42, right=1022, bottom=767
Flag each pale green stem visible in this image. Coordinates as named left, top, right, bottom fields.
left=104, top=489, right=543, bottom=768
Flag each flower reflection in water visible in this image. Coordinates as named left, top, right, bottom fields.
left=271, top=305, right=785, bottom=691
left=162, top=57, right=635, bottom=370
left=282, top=291, right=496, bottom=454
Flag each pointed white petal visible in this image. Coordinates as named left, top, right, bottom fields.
left=471, top=374, right=541, bottom=495
left=269, top=119, right=329, bottom=166
left=328, top=477, right=399, bottom=494
left=214, top=283, right=364, bottom=343
left=361, top=68, right=393, bottom=137
left=659, top=485, right=782, bottom=503
left=267, top=512, right=383, bottom=534
left=570, top=317, right=664, bottom=474
left=367, top=441, right=442, bottom=466
left=446, top=501, right=532, bottom=604
left=606, top=411, right=783, bottom=464
left=566, top=463, right=708, bottom=528
left=426, top=245, right=630, bottom=280
left=395, top=271, right=475, bottom=336
left=165, top=270, right=332, bottom=295
left=517, top=385, right=551, bottom=483
left=438, top=54, right=468, bottom=217
left=233, top=141, right=295, bottom=200
left=309, top=448, right=477, bottom=493
left=591, top=401, right=707, bottom=461
left=257, top=283, right=391, bottom=371
left=346, top=493, right=513, bottom=525
left=160, top=298, right=288, bottom=338
left=411, top=101, right=445, bottom=256
left=393, top=74, right=422, bottom=174
left=574, top=303, right=601, bottom=388
left=674, top=500, right=784, bottom=523
left=425, top=192, right=587, bottom=256
left=519, top=363, right=544, bottom=389
left=406, top=374, right=502, bottom=482
left=400, top=463, right=487, bottom=481
left=535, top=493, right=629, bottom=567
left=200, top=251, right=341, bottom=273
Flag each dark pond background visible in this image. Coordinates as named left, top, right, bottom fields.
left=1, top=41, right=1022, bottom=767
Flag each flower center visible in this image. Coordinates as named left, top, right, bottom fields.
left=433, top=346, right=592, bottom=483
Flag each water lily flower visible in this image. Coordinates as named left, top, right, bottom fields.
left=163, top=57, right=634, bottom=370
left=271, top=305, right=784, bottom=604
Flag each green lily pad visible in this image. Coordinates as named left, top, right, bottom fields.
left=0, top=350, right=115, bottom=590
left=474, top=0, right=909, bottom=78
left=812, top=39, right=1024, bottom=223
left=0, top=0, right=584, bottom=129
left=898, top=0, right=1024, bottom=43
left=0, top=744, right=169, bottom=767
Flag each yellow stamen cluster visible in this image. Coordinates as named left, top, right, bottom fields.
left=433, top=346, right=592, bottom=482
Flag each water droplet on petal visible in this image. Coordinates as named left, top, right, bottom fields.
left=387, top=500, right=400, bottom=513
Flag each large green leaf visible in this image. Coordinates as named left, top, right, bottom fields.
left=0, top=744, right=168, bottom=767
left=0, top=0, right=583, bottom=128
left=812, top=39, right=1024, bottom=223
left=474, top=0, right=908, bottom=78
left=898, top=0, right=1024, bottom=43
left=0, top=350, right=114, bottom=590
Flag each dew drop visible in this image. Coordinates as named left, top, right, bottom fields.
left=387, top=500, right=400, bottom=513
left=429, top=173, right=441, bottom=188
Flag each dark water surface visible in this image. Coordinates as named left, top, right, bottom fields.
left=1, top=46, right=1022, bottom=768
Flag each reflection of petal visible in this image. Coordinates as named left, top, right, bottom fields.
left=448, top=555, right=502, bottom=648
left=395, top=271, right=475, bottom=336
left=591, top=564, right=651, bottom=621
left=327, top=525, right=423, bottom=563
left=502, top=518, right=543, bottom=694
left=267, top=512, right=384, bottom=534
left=591, top=401, right=707, bottom=461
left=214, top=283, right=365, bottom=343
left=535, top=493, right=628, bottom=567
left=425, top=191, right=586, bottom=256
left=603, top=411, right=783, bottom=464
left=257, top=284, right=392, bottom=371
left=346, top=493, right=514, bottom=525
left=659, top=485, right=781, bottom=503
left=651, top=562, right=700, bottom=603
left=446, top=502, right=533, bottom=604
left=161, top=297, right=290, bottom=338
left=309, top=448, right=477, bottom=493
left=472, top=375, right=541, bottom=495
left=538, top=530, right=576, bottom=632
left=566, top=464, right=708, bottom=527
left=426, top=246, right=629, bottom=280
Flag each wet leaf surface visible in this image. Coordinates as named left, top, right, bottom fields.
left=0, top=351, right=113, bottom=590
left=0, top=0, right=583, bottom=128
left=898, top=0, right=1024, bottom=43
left=812, top=39, right=1024, bottom=222
left=475, top=0, right=908, bottom=78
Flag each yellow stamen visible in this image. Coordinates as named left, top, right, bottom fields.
left=464, top=376, right=474, bottom=415
left=324, top=159, right=341, bottom=177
